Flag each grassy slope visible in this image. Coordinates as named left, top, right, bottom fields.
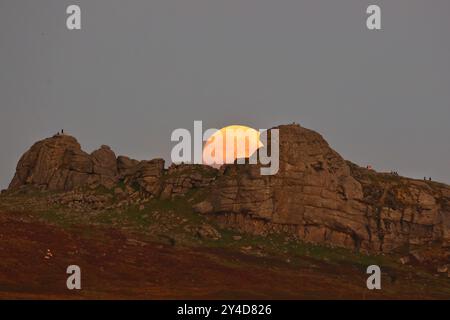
left=1, top=189, right=450, bottom=299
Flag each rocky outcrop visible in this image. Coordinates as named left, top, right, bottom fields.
left=121, top=159, right=165, bottom=197
left=91, top=145, right=118, bottom=177
left=8, top=135, right=215, bottom=200
left=8, top=135, right=117, bottom=191
left=197, top=124, right=450, bottom=253
left=117, top=156, right=139, bottom=176
left=8, top=125, right=450, bottom=254
left=47, top=191, right=113, bottom=211
left=349, top=165, right=450, bottom=252
left=160, top=164, right=218, bottom=199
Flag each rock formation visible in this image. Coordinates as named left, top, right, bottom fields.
left=7, top=125, right=450, bottom=254
left=8, top=134, right=216, bottom=200
left=9, top=135, right=117, bottom=191
left=196, top=125, right=450, bottom=253
left=160, top=164, right=218, bottom=199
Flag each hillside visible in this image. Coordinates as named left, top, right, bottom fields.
left=1, top=123, right=449, bottom=299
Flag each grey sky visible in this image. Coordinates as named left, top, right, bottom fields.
left=1, top=0, right=449, bottom=189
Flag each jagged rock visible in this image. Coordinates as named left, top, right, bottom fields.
left=91, top=145, right=118, bottom=177
left=117, top=156, right=139, bottom=176
left=9, top=135, right=116, bottom=191
left=203, top=124, right=450, bottom=253
left=161, top=164, right=218, bottom=199
left=123, top=159, right=165, bottom=197
left=207, top=124, right=368, bottom=249
left=7, top=124, right=450, bottom=254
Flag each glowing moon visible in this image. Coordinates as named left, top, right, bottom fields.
left=203, top=125, right=263, bottom=166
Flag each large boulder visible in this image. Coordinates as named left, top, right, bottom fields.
left=202, top=124, right=450, bottom=253
left=91, top=145, right=118, bottom=177
left=122, top=159, right=165, bottom=197
left=9, top=135, right=117, bottom=191
left=117, top=156, right=139, bottom=176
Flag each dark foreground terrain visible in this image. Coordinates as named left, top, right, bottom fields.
left=1, top=192, right=449, bottom=300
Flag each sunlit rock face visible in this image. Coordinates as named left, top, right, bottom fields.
left=8, top=124, right=450, bottom=253
left=8, top=134, right=118, bottom=191
left=197, top=124, right=450, bottom=253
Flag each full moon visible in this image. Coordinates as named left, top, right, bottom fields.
left=203, top=125, right=263, bottom=166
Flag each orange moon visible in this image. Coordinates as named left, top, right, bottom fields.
left=203, top=125, right=263, bottom=166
